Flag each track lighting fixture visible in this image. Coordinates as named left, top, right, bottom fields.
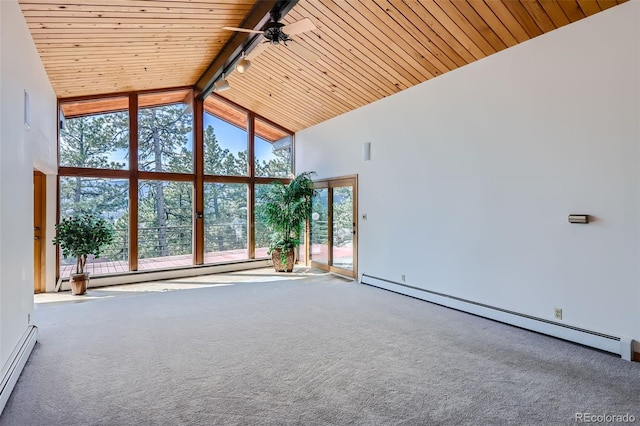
left=236, top=51, right=252, bottom=74
left=214, top=73, right=230, bottom=92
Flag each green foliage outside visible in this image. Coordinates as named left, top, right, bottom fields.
left=59, top=110, right=129, bottom=170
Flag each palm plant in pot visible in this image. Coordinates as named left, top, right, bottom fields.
left=52, top=213, right=115, bottom=295
left=260, top=171, right=316, bottom=272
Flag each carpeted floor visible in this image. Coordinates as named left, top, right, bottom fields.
left=1, top=268, right=639, bottom=425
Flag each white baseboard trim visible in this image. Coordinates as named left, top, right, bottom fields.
left=361, top=274, right=633, bottom=360
left=0, top=325, right=38, bottom=414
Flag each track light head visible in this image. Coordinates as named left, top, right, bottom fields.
left=214, top=73, right=230, bottom=92
left=236, top=57, right=252, bottom=74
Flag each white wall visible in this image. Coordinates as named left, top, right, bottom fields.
left=0, top=0, right=57, bottom=370
left=297, top=2, right=640, bottom=347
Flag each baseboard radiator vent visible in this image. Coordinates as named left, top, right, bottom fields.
left=0, top=325, right=38, bottom=415
left=361, top=274, right=633, bottom=361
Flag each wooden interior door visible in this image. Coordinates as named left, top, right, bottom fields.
left=308, top=175, right=358, bottom=278
left=33, top=170, right=46, bottom=293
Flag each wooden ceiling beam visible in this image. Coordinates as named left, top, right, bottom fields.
left=195, top=0, right=301, bottom=99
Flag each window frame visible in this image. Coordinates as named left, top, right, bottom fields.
left=56, top=87, right=295, bottom=280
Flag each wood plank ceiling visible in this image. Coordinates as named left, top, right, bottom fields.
left=19, top=0, right=256, bottom=97
left=20, top=0, right=626, bottom=133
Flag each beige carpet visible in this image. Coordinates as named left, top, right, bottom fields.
left=1, top=268, right=639, bottom=425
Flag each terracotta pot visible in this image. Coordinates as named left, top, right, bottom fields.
left=70, top=273, right=89, bottom=295
left=271, top=248, right=295, bottom=272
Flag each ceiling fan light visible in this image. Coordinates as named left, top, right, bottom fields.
left=236, top=58, right=252, bottom=74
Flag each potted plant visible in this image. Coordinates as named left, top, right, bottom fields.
left=52, top=213, right=115, bottom=295
left=260, top=171, right=316, bottom=272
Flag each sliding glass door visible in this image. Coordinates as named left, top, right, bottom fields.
left=309, top=176, right=357, bottom=278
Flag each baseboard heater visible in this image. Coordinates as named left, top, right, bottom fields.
left=360, top=274, right=633, bottom=361
left=0, top=325, right=38, bottom=415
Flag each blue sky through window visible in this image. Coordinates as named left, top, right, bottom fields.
left=75, top=108, right=280, bottom=170
left=205, top=113, right=277, bottom=161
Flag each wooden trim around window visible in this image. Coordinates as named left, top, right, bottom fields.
left=309, top=175, right=358, bottom=279
left=137, top=171, right=196, bottom=182
left=128, top=94, right=139, bottom=271
left=248, top=111, right=256, bottom=259
left=55, top=99, right=61, bottom=284
left=254, top=177, right=291, bottom=185
left=194, top=95, right=204, bottom=265
left=351, top=175, right=358, bottom=278
left=59, top=86, right=193, bottom=104
left=202, top=175, right=252, bottom=184
left=327, top=187, right=334, bottom=267
left=57, top=167, right=130, bottom=179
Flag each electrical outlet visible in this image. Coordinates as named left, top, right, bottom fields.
left=27, top=313, right=31, bottom=324
left=362, top=214, right=368, bottom=220
left=554, top=308, right=562, bottom=320
left=401, top=274, right=406, bottom=282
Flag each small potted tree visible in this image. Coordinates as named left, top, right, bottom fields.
left=260, top=171, right=316, bottom=272
left=52, top=213, right=115, bottom=295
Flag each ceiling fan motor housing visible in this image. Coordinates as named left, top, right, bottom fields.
left=263, top=22, right=289, bottom=44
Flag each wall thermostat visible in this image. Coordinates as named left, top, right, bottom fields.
left=568, top=214, right=589, bottom=224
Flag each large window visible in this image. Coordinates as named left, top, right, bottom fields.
left=310, top=188, right=329, bottom=265
left=138, top=180, right=193, bottom=269
left=204, top=96, right=248, bottom=176
left=255, top=117, right=293, bottom=178
left=58, top=177, right=129, bottom=278
left=204, top=183, right=247, bottom=263
left=57, top=90, right=294, bottom=279
left=139, top=93, right=193, bottom=173
left=60, top=97, right=129, bottom=170
left=254, top=184, right=274, bottom=259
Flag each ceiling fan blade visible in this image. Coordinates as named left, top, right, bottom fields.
left=288, top=41, right=320, bottom=63
left=222, top=26, right=264, bottom=34
left=281, top=18, right=316, bottom=36
left=246, top=41, right=270, bottom=61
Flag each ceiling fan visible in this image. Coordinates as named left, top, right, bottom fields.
left=223, top=12, right=317, bottom=61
